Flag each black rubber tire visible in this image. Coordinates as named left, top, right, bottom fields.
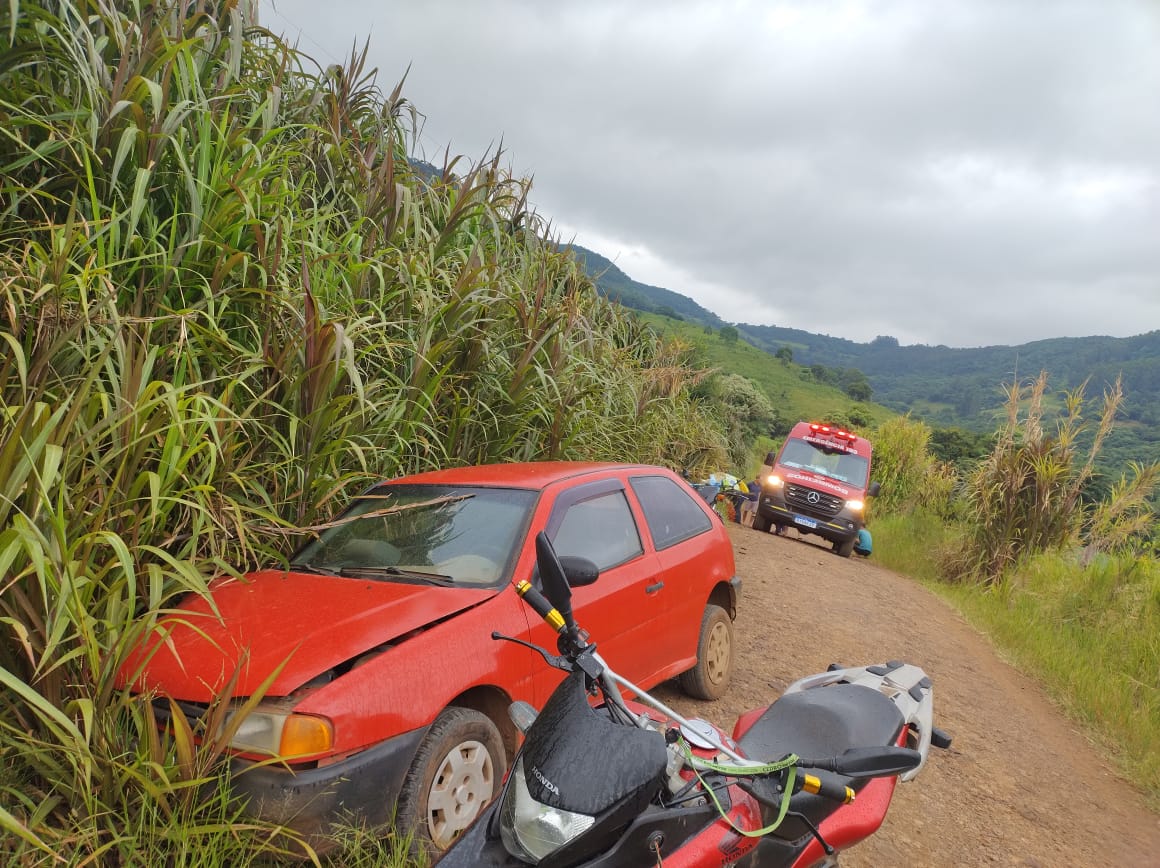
left=753, top=512, right=772, bottom=533
left=679, top=604, right=735, bottom=700
left=395, top=706, right=506, bottom=853
left=834, top=536, right=856, bottom=558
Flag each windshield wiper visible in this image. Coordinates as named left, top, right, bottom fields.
left=337, top=566, right=456, bottom=586
left=288, top=562, right=339, bottom=576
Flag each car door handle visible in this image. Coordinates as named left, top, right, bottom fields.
left=645, top=581, right=664, bottom=594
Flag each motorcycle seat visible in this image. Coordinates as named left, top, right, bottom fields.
left=737, top=683, right=904, bottom=760
left=737, top=683, right=906, bottom=840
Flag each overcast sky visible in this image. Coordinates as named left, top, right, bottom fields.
left=265, top=0, right=1159, bottom=349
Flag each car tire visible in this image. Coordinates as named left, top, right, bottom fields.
left=679, top=604, right=734, bottom=700
left=396, top=706, right=506, bottom=853
left=834, top=536, right=856, bottom=558
left=753, top=512, right=772, bottom=533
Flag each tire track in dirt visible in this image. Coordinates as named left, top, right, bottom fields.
left=653, top=523, right=1160, bottom=867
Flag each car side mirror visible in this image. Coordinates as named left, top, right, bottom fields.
left=764, top=451, right=777, bottom=466
left=867, top=481, right=881, bottom=498
left=559, top=555, right=599, bottom=588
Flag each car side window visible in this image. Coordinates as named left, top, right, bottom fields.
left=630, top=475, right=713, bottom=551
left=552, top=490, right=644, bottom=570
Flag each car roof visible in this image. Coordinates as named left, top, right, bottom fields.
left=378, top=461, right=665, bottom=492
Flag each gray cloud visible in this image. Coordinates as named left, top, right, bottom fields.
left=267, top=0, right=1160, bottom=348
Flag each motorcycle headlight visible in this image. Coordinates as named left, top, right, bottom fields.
left=500, top=756, right=595, bottom=863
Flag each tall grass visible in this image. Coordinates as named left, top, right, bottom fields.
left=868, top=415, right=958, bottom=519
left=0, top=0, right=727, bottom=861
left=949, top=372, right=1151, bottom=584
left=875, top=513, right=1160, bottom=807
left=868, top=378, right=1159, bottom=808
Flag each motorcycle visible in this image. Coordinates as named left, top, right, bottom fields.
left=436, top=532, right=951, bottom=867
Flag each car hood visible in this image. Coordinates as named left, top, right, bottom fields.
left=122, top=570, right=499, bottom=701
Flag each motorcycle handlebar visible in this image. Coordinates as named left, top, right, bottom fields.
left=515, top=579, right=566, bottom=633
left=799, top=772, right=855, bottom=804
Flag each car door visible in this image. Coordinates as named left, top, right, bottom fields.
left=628, top=473, right=720, bottom=669
left=527, top=476, right=664, bottom=700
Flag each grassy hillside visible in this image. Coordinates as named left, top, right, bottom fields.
left=640, top=313, right=896, bottom=443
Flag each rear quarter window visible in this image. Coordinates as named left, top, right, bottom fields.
left=630, top=475, right=713, bottom=551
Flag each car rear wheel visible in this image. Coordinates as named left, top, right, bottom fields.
left=396, top=706, right=506, bottom=852
left=679, top=604, right=734, bottom=700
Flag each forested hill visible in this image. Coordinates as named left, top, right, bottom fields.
left=567, top=244, right=1160, bottom=473
left=740, top=326, right=1160, bottom=426
left=566, top=245, right=726, bottom=327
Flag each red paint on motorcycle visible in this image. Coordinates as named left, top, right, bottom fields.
left=654, top=784, right=765, bottom=867
left=732, top=706, right=765, bottom=741
left=790, top=774, right=898, bottom=867
left=789, top=728, right=909, bottom=866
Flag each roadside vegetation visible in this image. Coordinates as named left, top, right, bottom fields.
left=866, top=387, right=1159, bottom=807
left=0, top=1, right=728, bottom=863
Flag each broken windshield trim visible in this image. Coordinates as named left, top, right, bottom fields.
left=300, top=492, right=474, bottom=539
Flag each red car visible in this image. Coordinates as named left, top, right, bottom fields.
left=121, top=462, right=738, bottom=851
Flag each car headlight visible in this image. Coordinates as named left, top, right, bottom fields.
left=765, top=474, right=784, bottom=488
left=225, top=708, right=333, bottom=758
left=500, top=756, right=595, bottom=863
left=845, top=499, right=864, bottom=511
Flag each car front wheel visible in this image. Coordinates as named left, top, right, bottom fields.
left=396, top=706, right=506, bottom=852
left=679, top=604, right=734, bottom=700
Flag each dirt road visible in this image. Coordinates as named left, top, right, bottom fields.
left=654, top=523, right=1160, bottom=867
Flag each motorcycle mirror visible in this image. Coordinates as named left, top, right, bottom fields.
left=831, top=746, right=921, bottom=778
left=534, top=531, right=575, bottom=625
left=558, top=555, right=599, bottom=588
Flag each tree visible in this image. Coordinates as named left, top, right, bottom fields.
left=929, top=427, right=991, bottom=468
left=775, top=345, right=793, bottom=365
left=719, top=325, right=739, bottom=344
left=712, top=374, right=776, bottom=470
left=838, top=368, right=873, bottom=401
left=847, top=404, right=873, bottom=428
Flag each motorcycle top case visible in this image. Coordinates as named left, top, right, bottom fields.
left=522, top=670, right=668, bottom=815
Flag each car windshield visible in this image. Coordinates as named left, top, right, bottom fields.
left=777, top=437, right=869, bottom=487
left=291, top=484, right=537, bottom=587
